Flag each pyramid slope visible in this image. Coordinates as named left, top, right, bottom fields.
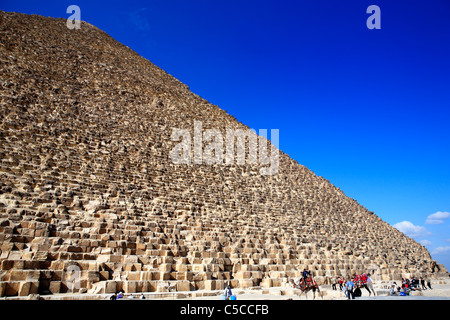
left=0, top=11, right=444, bottom=297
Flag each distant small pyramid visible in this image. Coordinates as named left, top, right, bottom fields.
left=0, top=11, right=446, bottom=297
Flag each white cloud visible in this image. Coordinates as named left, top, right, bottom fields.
left=420, top=240, right=432, bottom=246
left=431, top=246, right=450, bottom=255
left=426, top=211, right=450, bottom=225
left=393, top=221, right=430, bottom=238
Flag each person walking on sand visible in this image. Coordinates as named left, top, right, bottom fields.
left=366, top=273, right=376, bottom=296
left=331, top=276, right=337, bottom=290
left=346, top=278, right=355, bottom=300
left=339, top=277, right=344, bottom=291
left=427, top=278, right=432, bottom=290
left=341, top=279, right=347, bottom=298
left=420, top=277, right=427, bottom=290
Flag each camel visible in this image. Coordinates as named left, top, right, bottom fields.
left=289, top=277, right=322, bottom=300
left=354, top=273, right=376, bottom=296
left=355, top=282, right=376, bottom=296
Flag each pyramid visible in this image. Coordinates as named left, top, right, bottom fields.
left=0, top=11, right=446, bottom=297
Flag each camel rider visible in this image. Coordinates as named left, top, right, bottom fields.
left=302, top=268, right=311, bottom=284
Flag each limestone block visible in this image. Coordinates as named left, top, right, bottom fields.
left=151, top=271, right=161, bottom=280
left=192, top=264, right=205, bottom=272
left=272, top=279, right=282, bottom=287
left=9, top=270, right=37, bottom=281
left=194, top=281, right=205, bottom=290
left=174, top=264, right=188, bottom=272
left=0, top=282, right=6, bottom=297
left=124, top=281, right=136, bottom=293
left=160, top=272, right=170, bottom=280
left=159, top=263, right=172, bottom=272
left=230, top=280, right=239, bottom=288
left=18, top=281, right=39, bottom=296
left=235, top=271, right=251, bottom=279
left=5, top=282, right=20, bottom=296
left=127, top=271, right=141, bottom=281
left=239, top=279, right=254, bottom=289
left=204, top=280, right=216, bottom=290
left=122, top=255, right=138, bottom=264
left=192, top=273, right=205, bottom=281
left=176, top=280, right=191, bottom=292
left=49, top=281, right=61, bottom=294
left=147, top=281, right=158, bottom=292
left=140, top=271, right=152, bottom=281
left=105, top=281, right=117, bottom=293
left=133, top=263, right=142, bottom=271
left=215, top=280, right=225, bottom=290
left=260, top=278, right=273, bottom=288
left=33, top=251, right=48, bottom=261
left=85, top=271, right=100, bottom=282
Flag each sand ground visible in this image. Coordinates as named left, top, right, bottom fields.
left=3, top=278, right=450, bottom=300
left=179, top=279, right=450, bottom=300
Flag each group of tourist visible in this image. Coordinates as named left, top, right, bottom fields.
left=389, top=277, right=432, bottom=296
left=109, top=290, right=146, bottom=300
left=330, top=274, right=375, bottom=299
left=331, top=276, right=347, bottom=291
left=331, top=276, right=371, bottom=291
left=331, top=274, right=434, bottom=298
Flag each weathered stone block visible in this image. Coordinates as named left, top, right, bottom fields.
left=176, top=280, right=191, bottom=292
left=260, top=278, right=273, bottom=288
left=18, top=281, right=39, bottom=296
left=105, top=281, right=117, bottom=294
left=124, top=281, right=136, bottom=293
left=49, top=281, right=61, bottom=294
left=239, top=279, right=254, bottom=289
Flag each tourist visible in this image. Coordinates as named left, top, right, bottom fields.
left=224, top=285, right=233, bottom=300
left=389, top=285, right=397, bottom=296
left=140, top=294, right=146, bottom=299
left=302, top=268, right=311, bottom=282
left=427, top=278, right=432, bottom=290
left=366, top=274, right=375, bottom=295
left=399, top=287, right=406, bottom=296
left=410, top=277, right=420, bottom=290
left=331, top=276, right=337, bottom=290
left=401, top=283, right=410, bottom=295
left=392, top=281, right=400, bottom=292
left=109, top=293, right=117, bottom=300
left=345, top=278, right=355, bottom=300
left=341, top=280, right=347, bottom=298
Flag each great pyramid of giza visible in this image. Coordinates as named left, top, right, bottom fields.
left=0, top=11, right=446, bottom=297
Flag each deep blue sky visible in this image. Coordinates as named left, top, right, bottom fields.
left=2, top=0, right=449, bottom=269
